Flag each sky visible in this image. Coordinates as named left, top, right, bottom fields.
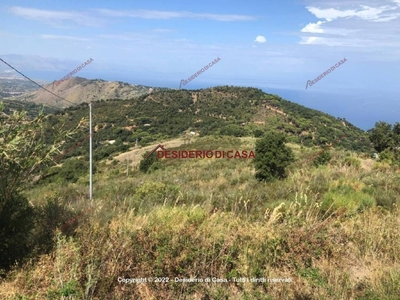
left=0, top=0, right=399, bottom=130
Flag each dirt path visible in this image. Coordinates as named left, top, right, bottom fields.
left=109, top=137, right=192, bottom=167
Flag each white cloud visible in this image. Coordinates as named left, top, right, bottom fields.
left=301, top=20, right=326, bottom=33
left=300, top=36, right=321, bottom=45
left=300, top=1, right=400, bottom=49
left=306, top=4, right=400, bottom=22
left=97, top=9, right=257, bottom=21
left=254, top=35, right=266, bottom=43
left=8, top=6, right=102, bottom=27
left=40, top=35, right=90, bottom=41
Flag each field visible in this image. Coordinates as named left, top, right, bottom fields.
left=1, top=136, right=399, bottom=299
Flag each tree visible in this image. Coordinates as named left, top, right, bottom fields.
left=253, top=133, right=295, bottom=182
left=369, top=121, right=394, bottom=153
left=393, top=122, right=400, bottom=146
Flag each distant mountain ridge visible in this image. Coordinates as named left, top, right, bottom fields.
left=3, top=77, right=170, bottom=108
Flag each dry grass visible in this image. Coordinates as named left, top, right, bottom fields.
left=1, top=136, right=400, bottom=299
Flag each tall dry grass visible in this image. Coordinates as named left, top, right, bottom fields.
left=1, top=136, right=400, bottom=299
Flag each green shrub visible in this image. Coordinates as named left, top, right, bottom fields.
left=40, top=158, right=96, bottom=184
left=344, top=156, right=361, bottom=169
left=313, top=150, right=332, bottom=167
left=139, top=151, right=161, bottom=173
left=253, top=133, right=295, bottom=182
left=131, top=181, right=180, bottom=212
left=321, top=186, right=376, bottom=215
left=47, top=280, right=83, bottom=299
left=374, top=189, right=398, bottom=209
left=253, top=129, right=264, bottom=137
left=0, top=193, right=35, bottom=272
left=32, top=197, right=77, bottom=255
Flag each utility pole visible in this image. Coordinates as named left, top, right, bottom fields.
left=89, top=102, right=93, bottom=200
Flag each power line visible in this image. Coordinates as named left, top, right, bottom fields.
left=0, top=57, right=77, bottom=107
left=1, top=58, right=95, bottom=200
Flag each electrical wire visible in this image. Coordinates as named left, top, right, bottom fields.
left=0, top=57, right=77, bottom=108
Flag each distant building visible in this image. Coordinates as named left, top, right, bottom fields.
left=144, top=124, right=151, bottom=127
left=372, top=153, right=379, bottom=159
left=190, top=131, right=196, bottom=135
left=108, top=140, right=116, bottom=145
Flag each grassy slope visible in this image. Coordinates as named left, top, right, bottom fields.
left=1, top=136, right=400, bottom=299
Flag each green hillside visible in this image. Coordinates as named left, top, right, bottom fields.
left=1, top=87, right=400, bottom=299
left=3, top=135, right=400, bottom=299
left=41, top=86, right=373, bottom=164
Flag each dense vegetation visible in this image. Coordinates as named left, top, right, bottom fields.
left=31, top=86, right=373, bottom=163
left=1, top=86, right=399, bottom=299
left=368, top=121, right=400, bottom=165
left=1, top=100, right=57, bottom=118
left=2, top=86, right=370, bottom=185
left=0, top=103, right=75, bottom=273
left=1, top=134, right=399, bottom=299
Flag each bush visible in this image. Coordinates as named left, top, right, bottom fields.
left=379, top=148, right=400, bottom=166
left=344, top=156, right=361, bottom=169
left=313, top=150, right=332, bottom=167
left=130, top=182, right=181, bottom=212
left=374, top=189, right=398, bottom=209
left=32, top=197, right=77, bottom=255
left=139, top=151, right=161, bottom=173
left=40, top=158, right=95, bottom=184
left=320, top=185, right=375, bottom=216
left=0, top=193, right=35, bottom=272
left=253, top=133, right=295, bottom=182
left=253, top=129, right=264, bottom=138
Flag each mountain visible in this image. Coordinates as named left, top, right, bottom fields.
left=3, top=77, right=170, bottom=108
left=39, top=85, right=373, bottom=164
